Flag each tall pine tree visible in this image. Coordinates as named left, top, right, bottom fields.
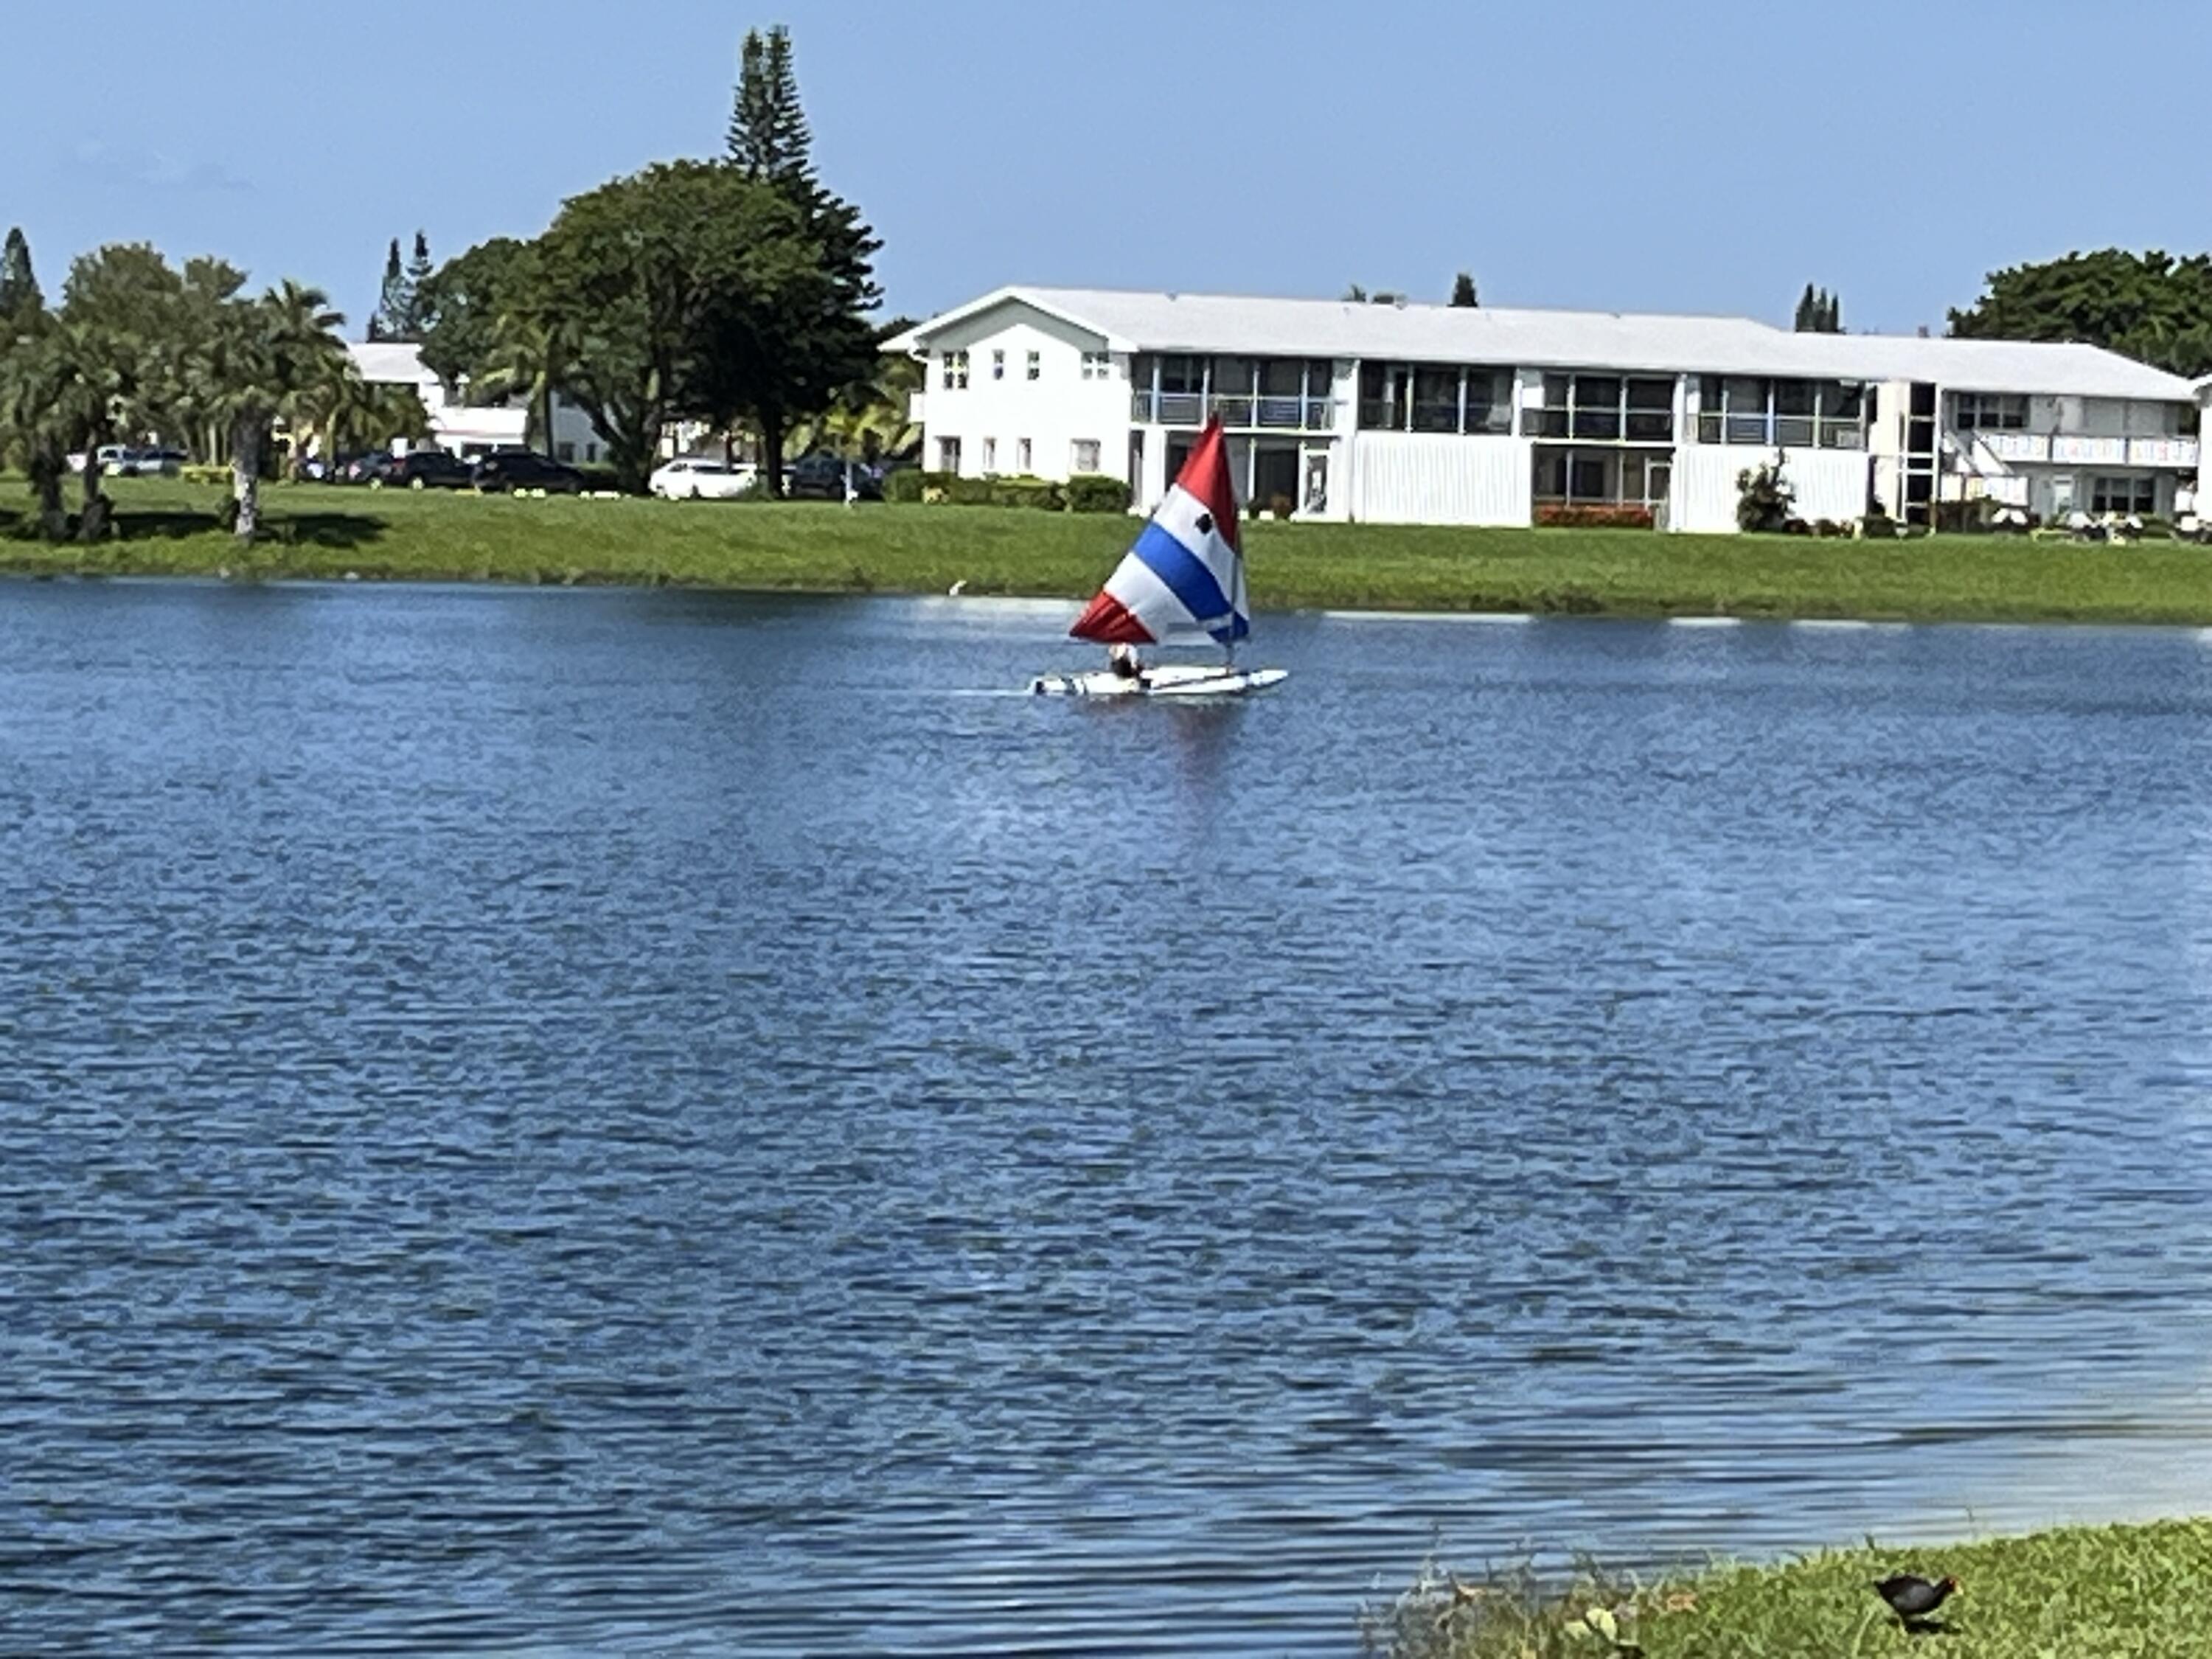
left=1449, top=271, right=1478, bottom=307
left=1794, top=283, right=1842, bottom=333
left=371, top=238, right=408, bottom=341
left=0, top=229, right=41, bottom=334
left=730, top=26, right=815, bottom=192
left=0, top=228, right=41, bottom=327
left=720, top=24, right=880, bottom=496
left=401, top=232, right=434, bottom=336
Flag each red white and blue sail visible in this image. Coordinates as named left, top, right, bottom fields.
left=1070, top=420, right=1249, bottom=647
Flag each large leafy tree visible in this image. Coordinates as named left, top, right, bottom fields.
left=720, top=24, right=881, bottom=493
left=55, top=243, right=192, bottom=523
left=417, top=235, right=534, bottom=390
left=529, top=161, right=814, bottom=491
left=1948, top=248, right=2212, bottom=377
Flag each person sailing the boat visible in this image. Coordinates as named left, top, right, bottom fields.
left=1107, top=641, right=1146, bottom=681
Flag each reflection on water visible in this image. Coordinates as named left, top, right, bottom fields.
left=6, top=584, right=2212, bottom=1655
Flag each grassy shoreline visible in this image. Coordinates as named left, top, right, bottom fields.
left=1367, top=1516, right=2212, bottom=1656
left=7, top=477, right=2212, bottom=625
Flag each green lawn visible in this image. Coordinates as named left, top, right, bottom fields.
left=1366, top=1517, right=2212, bottom=1658
left=7, top=476, right=2212, bottom=625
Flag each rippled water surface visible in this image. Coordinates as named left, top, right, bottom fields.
left=9, top=582, right=2212, bottom=1655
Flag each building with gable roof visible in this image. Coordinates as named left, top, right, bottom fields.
left=888, top=288, right=2201, bottom=532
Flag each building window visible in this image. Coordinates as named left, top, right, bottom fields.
left=2090, top=475, right=2157, bottom=515
left=1016, top=437, right=1032, bottom=472
left=1071, top=439, right=1101, bottom=473
left=992, top=349, right=1006, bottom=381
left=942, top=350, right=969, bottom=390
left=1026, top=350, right=1040, bottom=381
left=1359, top=363, right=1515, bottom=434
left=937, top=436, right=961, bottom=472
left=981, top=437, right=997, bottom=473
left=1081, top=351, right=1110, bottom=380
left=1956, top=392, right=2028, bottom=431
left=556, top=442, right=575, bottom=462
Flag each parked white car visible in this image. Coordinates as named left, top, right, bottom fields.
left=67, top=445, right=184, bottom=476
left=650, top=455, right=757, bottom=500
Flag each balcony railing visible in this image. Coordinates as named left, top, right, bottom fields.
left=2051, top=434, right=2128, bottom=465
left=1964, top=430, right=2199, bottom=469
left=2130, top=436, right=2199, bottom=467
left=1131, top=391, right=1338, bottom=431
left=1694, top=415, right=1865, bottom=449
left=1971, top=430, right=2045, bottom=462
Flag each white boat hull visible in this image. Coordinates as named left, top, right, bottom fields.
left=1029, top=664, right=1288, bottom=698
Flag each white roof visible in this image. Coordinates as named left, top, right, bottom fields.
left=348, top=340, right=439, bottom=386
left=892, top=285, right=2196, bottom=401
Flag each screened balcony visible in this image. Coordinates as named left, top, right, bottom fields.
left=1357, top=363, right=1514, bottom=435
left=1129, top=355, right=1338, bottom=431
left=1523, top=374, right=1677, bottom=443
left=1695, top=377, right=1866, bottom=448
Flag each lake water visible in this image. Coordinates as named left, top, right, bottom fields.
left=7, top=581, right=2212, bottom=1656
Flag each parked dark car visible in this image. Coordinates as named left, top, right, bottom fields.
left=471, top=451, right=586, bottom=495
left=784, top=452, right=881, bottom=501
left=371, top=450, right=474, bottom=490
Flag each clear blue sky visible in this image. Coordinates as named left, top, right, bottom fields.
left=8, top=0, right=2208, bottom=339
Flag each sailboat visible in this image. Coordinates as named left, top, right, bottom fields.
left=1029, top=419, right=1289, bottom=698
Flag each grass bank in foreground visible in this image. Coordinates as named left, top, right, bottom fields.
left=1365, top=1518, right=2212, bottom=1657
left=7, top=477, right=2212, bottom=625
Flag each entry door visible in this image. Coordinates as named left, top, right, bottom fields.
left=1300, top=447, right=1330, bottom=516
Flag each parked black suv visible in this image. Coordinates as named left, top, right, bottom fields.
left=372, top=450, right=475, bottom=490
left=472, top=451, right=586, bottom=495
left=784, top=451, right=881, bottom=501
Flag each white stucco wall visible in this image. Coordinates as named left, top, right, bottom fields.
left=915, top=301, right=1130, bottom=480
left=1347, top=433, right=1531, bottom=526
left=1672, top=444, right=1868, bottom=533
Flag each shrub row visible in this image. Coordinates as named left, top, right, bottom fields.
left=886, top=470, right=1133, bottom=514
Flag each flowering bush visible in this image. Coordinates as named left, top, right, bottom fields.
left=1534, top=502, right=1655, bottom=529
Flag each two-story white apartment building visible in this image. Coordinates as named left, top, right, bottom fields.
left=888, top=288, right=2202, bottom=532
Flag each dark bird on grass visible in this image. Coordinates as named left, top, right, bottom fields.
left=1874, top=1573, right=1959, bottom=1624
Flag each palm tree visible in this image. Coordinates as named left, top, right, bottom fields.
left=0, top=310, right=116, bottom=538
left=185, top=280, right=349, bottom=541
left=0, top=319, right=77, bottom=536
left=786, top=346, right=922, bottom=467
left=293, top=364, right=431, bottom=469
left=470, top=300, right=575, bottom=455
